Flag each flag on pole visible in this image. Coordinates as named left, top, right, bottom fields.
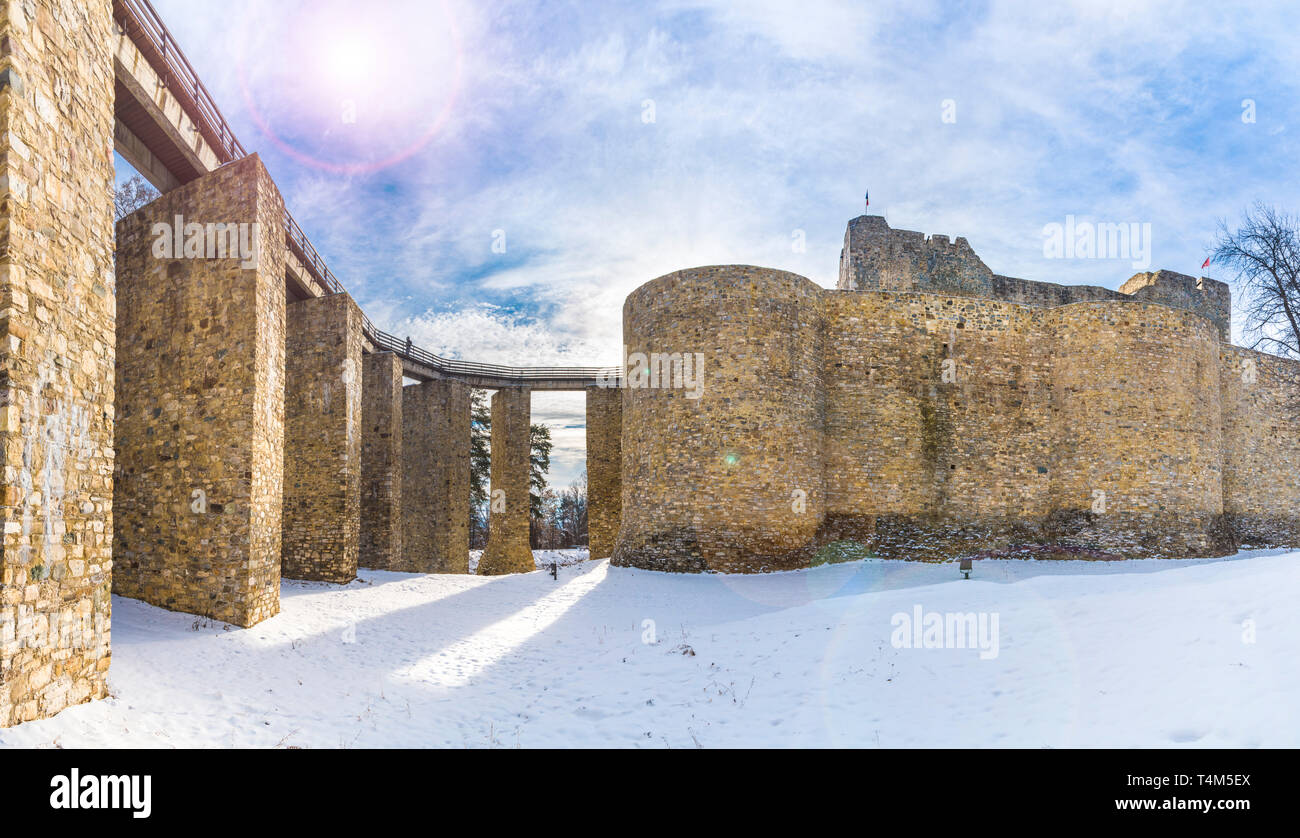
left=1201, top=256, right=1211, bottom=270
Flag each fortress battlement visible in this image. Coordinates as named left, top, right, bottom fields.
left=838, top=215, right=1232, bottom=340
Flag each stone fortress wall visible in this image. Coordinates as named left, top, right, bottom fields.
left=0, top=0, right=117, bottom=726
left=838, top=214, right=1234, bottom=339
left=613, top=216, right=1300, bottom=572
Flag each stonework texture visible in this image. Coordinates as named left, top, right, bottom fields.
left=1219, top=346, right=1300, bottom=547
left=614, top=221, right=1300, bottom=572
left=479, top=387, right=534, bottom=575
left=400, top=379, right=470, bottom=573
left=360, top=352, right=402, bottom=569
left=585, top=386, right=622, bottom=559
left=114, top=155, right=286, bottom=626
left=282, top=293, right=363, bottom=582
left=0, top=0, right=116, bottom=727
left=819, top=292, right=1234, bottom=560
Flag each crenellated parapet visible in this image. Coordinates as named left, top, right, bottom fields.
left=838, top=215, right=995, bottom=297
left=1119, top=269, right=1232, bottom=341
left=839, top=215, right=1232, bottom=340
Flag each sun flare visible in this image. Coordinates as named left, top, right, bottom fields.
left=322, top=33, right=378, bottom=88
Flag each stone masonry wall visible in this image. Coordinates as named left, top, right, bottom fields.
left=400, top=378, right=470, bottom=573
left=821, top=291, right=1055, bottom=557
left=585, top=385, right=622, bottom=559
left=479, top=387, right=534, bottom=575
left=0, top=0, right=116, bottom=727
left=360, top=352, right=402, bottom=569
left=114, top=155, right=286, bottom=626
left=282, top=293, right=363, bottom=582
left=1046, top=302, right=1229, bottom=557
left=1219, top=346, right=1300, bottom=546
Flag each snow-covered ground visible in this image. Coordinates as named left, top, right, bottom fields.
left=2, top=548, right=1296, bottom=748
left=468, top=547, right=589, bottom=574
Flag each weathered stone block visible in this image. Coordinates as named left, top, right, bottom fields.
left=282, top=293, right=363, bottom=583
left=479, top=387, right=534, bottom=575
left=585, top=386, right=622, bottom=559
left=113, top=155, right=286, bottom=627
left=400, top=379, right=471, bottom=573
left=360, top=353, right=403, bottom=569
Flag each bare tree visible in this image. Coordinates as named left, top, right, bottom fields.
left=1211, top=203, right=1300, bottom=420
left=115, top=174, right=160, bottom=221
left=1211, top=202, right=1300, bottom=359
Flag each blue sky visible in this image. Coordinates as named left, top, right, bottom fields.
left=118, top=0, right=1300, bottom=488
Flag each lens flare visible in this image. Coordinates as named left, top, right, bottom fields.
left=323, top=35, right=377, bottom=89
left=234, top=0, right=465, bottom=176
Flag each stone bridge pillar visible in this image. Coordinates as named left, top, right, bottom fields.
left=585, top=386, right=622, bottom=558
left=0, top=0, right=116, bottom=727
left=360, top=353, right=403, bottom=569
left=114, top=155, right=287, bottom=627
left=401, top=379, right=471, bottom=573
left=282, top=293, right=364, bottom=582
left=479, top=387, right=534, bottom=575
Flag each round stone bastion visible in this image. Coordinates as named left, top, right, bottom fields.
left=611, top=266, right=827, bottom=573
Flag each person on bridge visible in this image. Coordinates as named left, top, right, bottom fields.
left=404, top=336, right=412, bottom=355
